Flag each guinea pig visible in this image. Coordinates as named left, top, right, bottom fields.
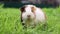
left=20, top=5, right=47, bottom=28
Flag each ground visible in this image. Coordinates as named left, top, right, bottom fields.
left=0, top=4, right=60, bottom=34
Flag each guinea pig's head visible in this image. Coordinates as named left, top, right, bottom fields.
left=20, top=5, right=36, bottom=21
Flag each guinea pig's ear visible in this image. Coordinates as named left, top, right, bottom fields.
left=20, top=6, right=26, bottom=13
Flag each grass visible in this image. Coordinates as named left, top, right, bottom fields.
left=0, top=4, right=60, bottom=34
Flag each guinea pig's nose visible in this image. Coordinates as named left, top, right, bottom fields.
left=27, top=15, right=30, bottom=17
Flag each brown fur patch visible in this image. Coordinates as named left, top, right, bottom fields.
left=31, top=7, right=36, bottom=13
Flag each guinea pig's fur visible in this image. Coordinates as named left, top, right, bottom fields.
left=20, top=5, right=47, bottom=28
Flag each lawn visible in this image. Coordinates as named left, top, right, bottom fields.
left=0, top=4, right=60, bottom=34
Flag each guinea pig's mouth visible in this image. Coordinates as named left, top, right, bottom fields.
left=26, top=18, right=33, bottom=22
left=27, top=17, right=35, bottom=21
left=27, top=17, right=31, bottom=20
left=26, top=17, right=32, bottom=21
